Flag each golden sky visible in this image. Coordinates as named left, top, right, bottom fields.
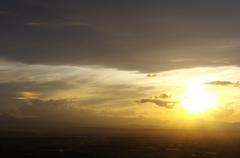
left=1, top=1, right=240, bottom=126
left=0, top=59, right=240, bottom=124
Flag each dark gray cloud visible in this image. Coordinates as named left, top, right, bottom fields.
left=2, top=0, right=240, bottom=72
left=135, top=99, right=181, bottom=109
left=204, top=102, right=236, bottom=118
left=202, top=81, right=233, bottom=86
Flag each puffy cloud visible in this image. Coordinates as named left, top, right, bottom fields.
left=135, top=99, right=181, bottom=109
left=204, top=102, right=236, bottom=118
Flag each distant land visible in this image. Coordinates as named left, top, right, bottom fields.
left=1, top=114, right=240, bottom=132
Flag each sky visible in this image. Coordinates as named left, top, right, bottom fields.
left=1, top=0, right=240, bottom=125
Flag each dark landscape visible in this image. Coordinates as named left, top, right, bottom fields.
left=1, top=127, right=240, bottom=158
left=1, top=114, right=240, bottom=158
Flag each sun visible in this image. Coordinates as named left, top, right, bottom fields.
left=182, top=85, right=216, bottom=114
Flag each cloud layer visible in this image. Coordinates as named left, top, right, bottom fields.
left=2, top=1, right=240, bottom=72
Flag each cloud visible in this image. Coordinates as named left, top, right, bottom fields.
left=147, top=74, right=159, bottom=78
left=18, top=99, right=69, bottom=113
left=202, top=81, right=240, bottom=87
left=0, top=80, right=75, bottom=99
left=0, top=80, right=77, bottom=114
left=3, top=1, right=240, bottom=72
left=204, top=102, right=236, bottom=118
left=17, top=99, right=96, bottom=116
left=135, top=99, right=181, bottom=109
left=155, top=94, right=171, bottom=99
left=0, top=67, right=156, bottom=114
left=202, top=81, right=233, bottom=86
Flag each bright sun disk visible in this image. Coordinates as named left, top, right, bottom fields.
left=182, top=85, right=216, bottom=114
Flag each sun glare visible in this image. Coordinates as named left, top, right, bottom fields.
left=182, top=85, right=216, bottom=114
